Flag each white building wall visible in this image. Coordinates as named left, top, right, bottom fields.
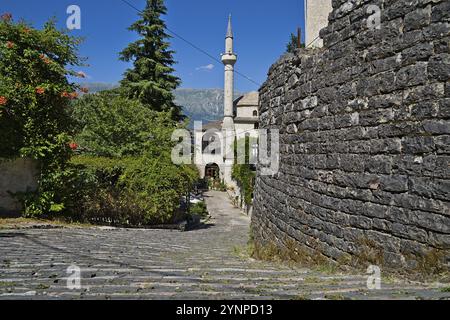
left=305, top=0, right=332, bottom=48
left=236, top=106, right=258, bottom=118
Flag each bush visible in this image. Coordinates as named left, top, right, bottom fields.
left=120, top=153, right=199, bottom=225
left=0, top=15, right=84, bottom=217
left=68, top=154, right=199, bottom=226
left=68, top=92, right=199, bottom=226
left=190, top=201, right=208, bottom=218
left=232, top=137, right=256, bottom=206
left=0, top=16, right=82, bottom=162
left=71, top=92, right=176, bottom=158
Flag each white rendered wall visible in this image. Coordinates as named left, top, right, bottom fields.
left=305, top=0, right=332, bottom=48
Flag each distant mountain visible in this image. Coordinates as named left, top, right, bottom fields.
left=175, top=88, right=243, bottom=125
left=81, top=84, right=244, bottom=125
left=82, top=82, right=119, bottom=93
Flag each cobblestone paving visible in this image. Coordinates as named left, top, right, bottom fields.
left=0, top=191, right=449, bottom=300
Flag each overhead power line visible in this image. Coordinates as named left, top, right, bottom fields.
left=119, top=0, right=262, bottom=87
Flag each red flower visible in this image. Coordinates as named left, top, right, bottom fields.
left=69, top=142, right=78, bottom=150
left=61, top=91, right=78, bottom=100
left=36, top=87, right=45, bottom=95
left=6, top=41, right=14, bottom=49
left=39, top=54, right=51, bottom=64
left=0, top=96, right=7, bottom=106
left=1, top=13, right=12, bottom=21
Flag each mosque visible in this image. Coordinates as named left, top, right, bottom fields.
left=195, top=0, right=332, bottom=189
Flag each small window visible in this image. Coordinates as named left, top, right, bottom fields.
left=253, top=110, right=258, bottom=117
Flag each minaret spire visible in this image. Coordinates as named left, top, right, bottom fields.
left=226, top=14, right=233, bottom=39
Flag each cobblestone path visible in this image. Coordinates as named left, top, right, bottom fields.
left=0, top=191, right=448, bottom=300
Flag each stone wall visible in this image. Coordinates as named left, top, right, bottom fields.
left=0, top=158, right=39, bottom=216
left=252, top=0, right=450, bottom=269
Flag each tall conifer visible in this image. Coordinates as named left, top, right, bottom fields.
left=120, top=0, right=182, bottom=120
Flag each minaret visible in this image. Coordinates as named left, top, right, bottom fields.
left=221, top=15, right=237, bottom=131
left=221, top=15, right=237, bottom=186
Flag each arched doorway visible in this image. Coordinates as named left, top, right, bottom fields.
left=205, top=163, right=220, bottom=180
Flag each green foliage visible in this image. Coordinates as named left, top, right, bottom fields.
left=16, top=166, right=86, bottom=218
left=0, top=16, right=82, bottom=162
left=120, top=153, right=198, bottom=224
left=0, top=15, right=84, bottom=217
left=190, top=201, right=208, bottom=218
left=1, top=12, right=200, bottom=225
left=286, top=32, right=305, bottom=53
left=119, top=0, right=182, bottom=121
left=69, top=155, right=199, bottom=226
left=207, top=179, right=227, bottom=192
left=232, top=137, right=256, bottom=206
left=71, top=92, right=177, bottom=157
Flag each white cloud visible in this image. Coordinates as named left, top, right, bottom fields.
left=196, top=64, right=215, bottom=71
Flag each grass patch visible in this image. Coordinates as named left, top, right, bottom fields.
left=231, top=245, right=254, bottom=260
left=440, top=286, right=450, bottom=293
left=0, top=281, right=17, bottom=287
left=250, top=235, right=342, bottom=274
left=35, top=284, right=50, bottom=290
left=0, top=217, right=92, bottom=229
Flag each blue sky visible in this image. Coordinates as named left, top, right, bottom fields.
left=2, top=0, right=305, bottom=92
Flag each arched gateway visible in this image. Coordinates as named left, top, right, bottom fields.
left=205, top=163, right=220, bottom=180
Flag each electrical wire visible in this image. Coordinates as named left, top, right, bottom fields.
left=119, top=0, right=261, bottom=87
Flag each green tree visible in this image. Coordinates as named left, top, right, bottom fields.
left=286, top=32, right=304, bottom=53
left=71, top=91, right=176, bottom=158
left=119, top=0, right=182, bottom=120
left=0, top=15, right=84, bottom=217
left=0, top=16, right=82, bottom=164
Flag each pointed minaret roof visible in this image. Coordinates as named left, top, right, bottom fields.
left=226, top=14, right=233, bottom=39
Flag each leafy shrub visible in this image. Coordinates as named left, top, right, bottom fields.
left=190, top=201, right=208, bottom=218
left=120, top=153, right=199, bottom=224
left=69, top=91, right=199, bottom=226
left=232, top=137, right=256, bottom=206
left=0, top=16, right=84, bottom=217
left=69, top=154, right=199, bottom=226
left=71, top=92, right=176, bottom=158
left=0, top=16, right=82, bottom=161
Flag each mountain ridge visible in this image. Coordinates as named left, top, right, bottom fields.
left=81, top=83, right=245, bottom=124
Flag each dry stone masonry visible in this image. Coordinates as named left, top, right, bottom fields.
left=252, top=0, right=450, bottom=270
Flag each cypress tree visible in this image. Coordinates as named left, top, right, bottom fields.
left=120, top=0, right=182, bottom=120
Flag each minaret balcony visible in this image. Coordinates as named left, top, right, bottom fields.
left=221, top=53, right=237, bottom=65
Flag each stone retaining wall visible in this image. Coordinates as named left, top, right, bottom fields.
left=0, top=158, right=39, bottom=216
left=252, top=0, right=450, bottom=269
